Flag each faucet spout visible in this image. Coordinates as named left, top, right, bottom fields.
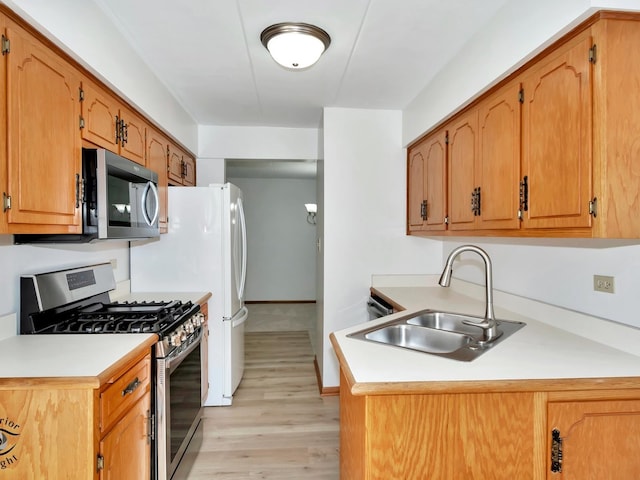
left=438, top=245, right=499, bottom=342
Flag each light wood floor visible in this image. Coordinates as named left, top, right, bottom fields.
left=176, top=330, right=340, bottom=479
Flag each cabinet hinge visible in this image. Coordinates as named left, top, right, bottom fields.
left=444, top=215, right=449, bottom=225
left=97, top=454, right=105, bottom=471
left=79, top=87, right=84, bottom=102
left=420, top=200, right=428, bottom=220
left=79, top=116, right=85, bottom=129
left=1, top=35, right=10, bottom=55
left=2, top=192, right=11, bottom=212
left=589, top=44, right=597, bottom=64
left=518, top=88, right=524, bottom=104
left=550, top=429, right=563, bottom=473
left=589, top=197, right=598, bottom=217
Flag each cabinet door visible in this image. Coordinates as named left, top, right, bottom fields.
left=100, top=393, right=151, bottom=480
left=81, top=78, right=119, bottom=151
left=5, top=20, right=82, bottom=231
left=147, top=129, right=169, bottom=232
left=182, top=155, right=196, bottom=186
left=407, top=129, right=447, bottom=232
left=422, top=128, right=447, bottom=231
left=168, top=144, right=184, bottom=185
left=120, top=105, right=146, bottom=166
left=477, top=80, right=521, bottom=230
left=407, top=141, right=427, bottom=231
left=547, top=399, right=640, bottom=479
left=522, top=30, right=593, bottom=230
left=448, top=109, right=478, bottom=231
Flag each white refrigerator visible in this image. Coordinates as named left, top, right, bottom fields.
left=130, top=183, right=248, bottom=406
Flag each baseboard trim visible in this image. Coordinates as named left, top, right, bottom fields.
left=245, top=300, right=317, bottom=304
left=314, top=356, right=339, bottom=396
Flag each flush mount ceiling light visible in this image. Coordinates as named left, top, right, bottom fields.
left=260, top=23, right=331, bottom=70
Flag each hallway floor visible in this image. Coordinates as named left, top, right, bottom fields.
left=175, top=303, right=339, bottom=479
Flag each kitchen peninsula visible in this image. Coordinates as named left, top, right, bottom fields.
left=330, top=275, right=640, bottom=479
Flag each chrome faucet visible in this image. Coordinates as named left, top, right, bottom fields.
left=438, top=245, right=500, bottom=343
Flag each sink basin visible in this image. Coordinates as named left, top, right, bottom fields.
left=365, top=324, right=473, bottom=353
left=406, top=311, right=492, bottom=336
left=347, top=309, right=526, bottom=361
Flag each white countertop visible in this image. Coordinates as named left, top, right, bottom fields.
left=0, top=334, right=156, bottom=379
left=332, top=276, right=640, bottom=385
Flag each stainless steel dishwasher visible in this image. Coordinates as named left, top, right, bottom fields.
left=367, top=294, right=394, bottom=320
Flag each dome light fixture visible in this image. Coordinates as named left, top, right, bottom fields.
left=260, top=23, right=331, bottom=70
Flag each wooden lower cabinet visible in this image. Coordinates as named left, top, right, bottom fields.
left=0, top=351, right=152, bottom=479
left=546, top=397, right=640, bottom=479
left=340, top=370, right=640, bottom=479
left=99, top=393, right=151, bottom=480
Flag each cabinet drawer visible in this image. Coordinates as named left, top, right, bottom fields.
left=101, top=355, right=151, bottom=433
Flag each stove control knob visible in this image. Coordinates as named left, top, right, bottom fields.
left=170, top=331, right=182, bottom=347
left=193, top=313, right=204, bottom=328
left=180, top=327, right=188, bottom=341
left=184, top=321, right=194, bottom=335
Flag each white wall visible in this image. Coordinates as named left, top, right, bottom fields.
left=228, top=177, right=317, bottom=302
left=1, top=0, right=198, bottom=150
left=198, top=125, right=319, bottom=160
left=321, top=107, right=442, bottom=387
left=0, top=235, right=130, bottom=322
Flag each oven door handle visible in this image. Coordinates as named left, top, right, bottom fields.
left=165, top=328, right=203, bottom=372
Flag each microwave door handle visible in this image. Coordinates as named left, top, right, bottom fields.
left=141, top=181, right=159, bottom=226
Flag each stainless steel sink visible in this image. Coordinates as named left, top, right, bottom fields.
left=365, top=324, right=473, bottom=353
left=347, top=309, right=526, bottom=361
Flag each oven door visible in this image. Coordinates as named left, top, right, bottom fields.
left=156, top=328, right=203, bottom=480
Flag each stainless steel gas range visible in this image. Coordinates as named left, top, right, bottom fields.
left=20, top=262, right=205, bottom=480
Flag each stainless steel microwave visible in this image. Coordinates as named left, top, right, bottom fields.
left=15, top=149, right=160, bottom=243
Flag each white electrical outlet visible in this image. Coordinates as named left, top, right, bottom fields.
left=110, top=258, right=118, bottom=269
left=593, top=275, right=614, bottom=293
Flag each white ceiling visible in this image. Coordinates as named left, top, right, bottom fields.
left=94, top=0, right=511, bottom=129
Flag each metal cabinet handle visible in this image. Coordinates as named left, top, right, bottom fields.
left=121, top=377, right=140, bottom=396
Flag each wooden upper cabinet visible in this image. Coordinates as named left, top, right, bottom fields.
left=476, top=79, right=522, bottom=230
left=407, top=141, right=427, bottom=231
left=147, top=129, right=169, bottom=232
left=168, top=143, right=196, bottom=186
left=407, top=128, right=447, bottom=233
left=447, top=109, right=478, bottom=231
left=81, top=77, right=147, bottom=166
left=182, top=155, right=196, bottom=186
left=547, top=399, right=640, bottom=479
left=168, top=144, right=185, bottom=184
left=81, top=78, right=119, bottom=151
left=4, top=19, right=82, bottom=232
left=119, top=104, right=146, bottom=165
left=591, top=17, right=640, bottom=238
left=521, top=29, right=593, bottom=230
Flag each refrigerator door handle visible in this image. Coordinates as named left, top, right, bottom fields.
left=231, top=306, right=249, bottom=328
left=237, top=196, right=248, bottom=300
